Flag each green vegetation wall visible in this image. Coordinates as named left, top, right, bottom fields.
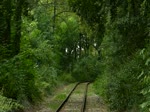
left=69, top=0, right=150, bottom=111
left=0, top=0, right=66, bottom=111
left=72, top=56, right=101, bottom=82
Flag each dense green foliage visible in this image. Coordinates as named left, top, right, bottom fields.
left=0, top=95, right=23, bottom=111
left=0, top=0, right=64, bottom=111
left=0, top=0, right=150, bottom=111
left=0, top=0, right=97, bottom=111
left=72, top=56, right=101, bottom=82
left=69, top=0, right=150, bottom=111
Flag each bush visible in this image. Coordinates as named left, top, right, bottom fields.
left=59, top=72, right=76, bottom=83
left=72, top=56, right=101, bottom=82
left=0, top=95, right=23, bottom=112
left=103, top=49, right=149, bottom=112
left=139, top=47, right=150, bottom=112
left=95, top=47, right=150, bottom=112
left=94, top=74, right=108, bottom=99
left=0, top=52, right=41, bottom=104
left=0, top=29, right=59, bottom=108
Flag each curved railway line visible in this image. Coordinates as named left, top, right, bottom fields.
left=56, top=82, right=90, bottom=112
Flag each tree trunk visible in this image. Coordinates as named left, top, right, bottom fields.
left=53, top=0, right=56, bottom=34
left=14, top=0, right=23, bottom=55
left=1, top=0, right=11, bottom=46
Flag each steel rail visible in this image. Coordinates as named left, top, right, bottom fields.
left=81, top=82, right=90, bottom=112
left=55, top=82, right=80, bottom=112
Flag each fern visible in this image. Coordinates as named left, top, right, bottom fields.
left=0, top=95, right=23, bottom=112
left=139, top=47, right=150, bottom=112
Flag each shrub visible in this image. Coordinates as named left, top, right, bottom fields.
left=0, top=95, right=23, bottom=112
left=0, top=34, right=59, bottom=108
left=94, top=74, right=108, bottom=99
left=72, top=56, right=101, bottom=82
left=139, top=47, right=150, bottom=112
left=0, top=53, right=41, bottom=104
left=95, top=48, right=150, bottom=112
left=59, top=72, right=76, bottom=83
left=106, top=51, right=145, bottom=111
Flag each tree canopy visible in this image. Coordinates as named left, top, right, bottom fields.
left=0, top=0, right=150, bottom=111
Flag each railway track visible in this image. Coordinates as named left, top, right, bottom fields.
left=56, top=82, right=90, bottom=112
